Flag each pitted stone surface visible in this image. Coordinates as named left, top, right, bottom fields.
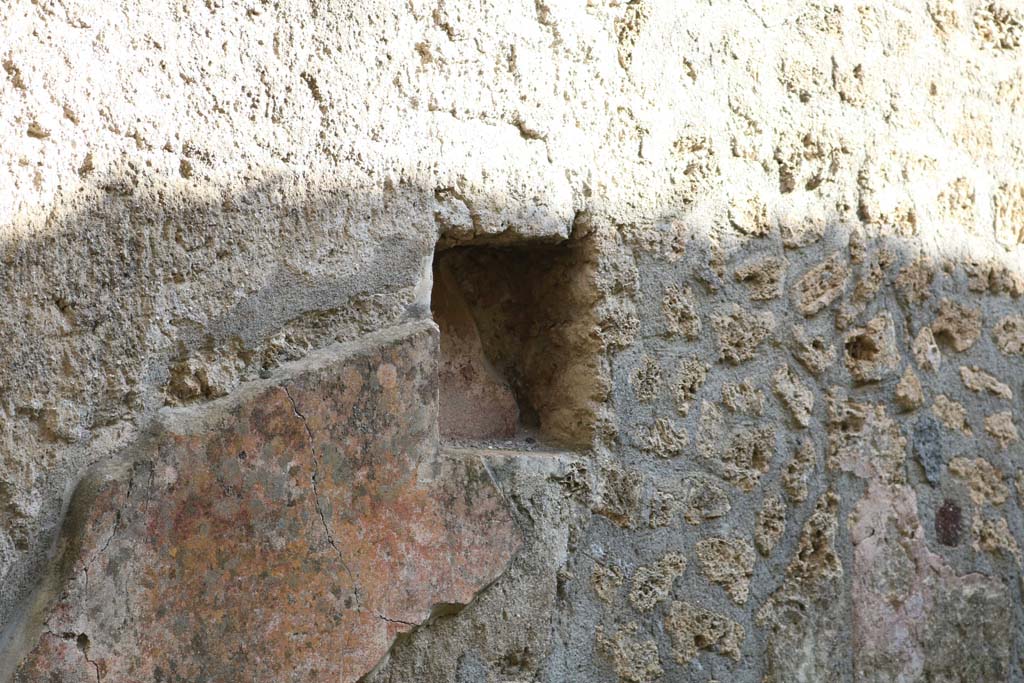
left=10, top=323, right=520, bottom=682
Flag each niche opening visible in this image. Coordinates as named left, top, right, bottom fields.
left=431, top=241, right=601, bottom=449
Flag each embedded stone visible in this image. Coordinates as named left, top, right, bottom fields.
left=827, top=395, right=906, bottom=485
left=630, top=356, right=662, bottom=403
left=674, top=357, right=709, bottom=416
left=592, top=562, right=624, bottom=604
left=681, top=475, right=732, bottom=525
left=718, top=426, right=776, bottom=491
left=733, top=254, right=787, bottom=300
left=661, top=285, right=701, bottom=340
left=965, top=258, right=1024, bottom=297
left=836, top=246, right=897, bottom=328
left=843, top=312, right=899, bottom=383
left=912, top=326, right=941, bottom=372
left=628, top=551, right=687, bottom=612
left=696, top=537, right=756, bottom=604
left=783, top=438, right=817, bottom=504
left=993, top=314, right=1024, bottom=355
left=972, top=516, right=1022, bottom=566
left=931, top=299, right=982, bottom=352
left=793, top=252, right=848, bottom=316
left=778, top=203, right=825, bottom=248
left=772, top=363, right=814, bottom=427
left=985, top=411, right=1019, bottom=449
left=696, top=400, right=726, bottom=461
left=933, top=395, right=972, bottom=435
left=664, top=601, right=743, bottom=664
left=711, top=305, right=776, bottom=365
left=960, top=366, right=1013, bottom=399
left=791, top=324, right=836, bottom=375
left=594, top=464, right=643, bottom=529
left=993, top=181, right=1024, bottom=247
left=784, top=491, right=842, bottom=585
left=755, top=494, right=786, bottom=556
left=648, top=489, right=681, bottom=529
left=729, top=195, right=770, bottom=236
left=895, top=366, right=924, bottom=411
left=911, top=414, right=944, bottom=486
left=636, top=417, right=688, bottom=458
left=722, top=377, right=765, bottom=415
left=948, top=457, right=1008, bottom=507
left=895, top=255, right=934, bottom=305
left=595, top=622, right=663, bottom=683
left=935, top=500, right=962, bottom=547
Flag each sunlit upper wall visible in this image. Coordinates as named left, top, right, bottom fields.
left=1, top=0, right=1020, bottom=263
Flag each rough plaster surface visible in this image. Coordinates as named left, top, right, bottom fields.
left=2, top=0, right=1024, bottom=680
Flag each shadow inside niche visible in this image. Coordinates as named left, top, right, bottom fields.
left=432, top=240, right=604, bottom=451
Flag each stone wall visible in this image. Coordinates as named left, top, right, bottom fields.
left=2, top=0, right=1023, bottom=680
